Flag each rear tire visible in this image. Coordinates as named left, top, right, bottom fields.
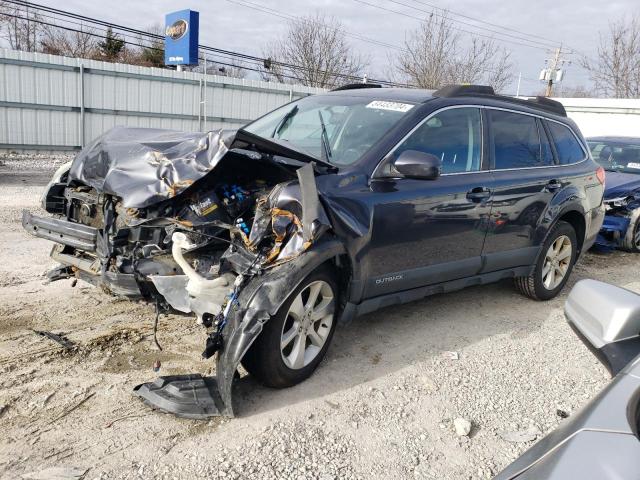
left=621, top=208, right=640, bottom=253
left=515, top=221, right=578, bottom=300
left=241, top=266, right=338, bottom=388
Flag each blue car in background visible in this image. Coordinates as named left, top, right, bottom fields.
left=588, top=137, right=640, bottom=252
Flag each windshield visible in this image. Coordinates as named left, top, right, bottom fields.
left=243, top=95, right=416, bottom=166
left=588, top=140, right=640, bottom=175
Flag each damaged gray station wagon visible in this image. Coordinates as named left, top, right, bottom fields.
left=24, top=84, right=606, bottom=416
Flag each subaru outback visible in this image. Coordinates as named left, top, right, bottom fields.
left=24, top=84, right=605, bottom=416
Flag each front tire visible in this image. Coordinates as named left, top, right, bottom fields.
left=621, top=208, right=640, bottom=253
left=241, top=266, right=338, bottom=388
left=515, top=221, right=578, bottom=300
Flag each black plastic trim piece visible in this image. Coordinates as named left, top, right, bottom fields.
left=365, top=257, right=482, bottom=297
left=345, top=265, right=530, bottom=320
left=133, top=374, right=226, bottom=419
left=482, top=247, right=540, bottom=273
left=569, top=320, right=640, bottom=377
left=432, top=84, right=567, bottom=117
left=433, top=84, right=495, bottom=97
left=331, top=83, right=382, bottom=91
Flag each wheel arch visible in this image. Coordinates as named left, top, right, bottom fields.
left=557, top=209, right=586, bottom=254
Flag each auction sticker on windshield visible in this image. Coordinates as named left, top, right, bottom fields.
left=366, top=101, right=414, bottom=113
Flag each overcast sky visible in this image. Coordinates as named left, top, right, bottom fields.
left=29, top=0, right=640, bottom=94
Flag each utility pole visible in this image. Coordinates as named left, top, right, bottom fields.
left=539, top=45, right=569, bottom=97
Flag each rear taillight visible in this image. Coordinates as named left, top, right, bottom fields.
left=596, top=166, right=605, bottom=185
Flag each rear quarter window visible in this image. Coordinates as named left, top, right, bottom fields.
left=547, top=122, right=585, bottom=165
left=489, top=110, right=554, bottom=169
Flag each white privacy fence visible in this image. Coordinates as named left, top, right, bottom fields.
left=555, top=98, right=640, bottom=138
left=0, top=49, right=325, bottom=152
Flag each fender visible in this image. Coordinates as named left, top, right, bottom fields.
left=524, top=186, right=587, bottom=276
left=534, top=185, right=586, bottom=246
left=215, top=238, right=347, bottom=416
left=542, top=184, right=585, bottom=227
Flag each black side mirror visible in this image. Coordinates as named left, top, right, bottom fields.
left=392, top=150, right=441, bottom=180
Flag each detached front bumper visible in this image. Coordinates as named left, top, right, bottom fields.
left=22, top=210, right=142, bottom=296
left=22, top=210, right=97, bottom=252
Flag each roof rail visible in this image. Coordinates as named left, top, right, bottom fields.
left=432, top=84, right=567, bottom=117
left=331, top=83, right=382, bottom=92
left=523, top=96, right=567, bottom=117
left=433, top=84, right=495, bottom=97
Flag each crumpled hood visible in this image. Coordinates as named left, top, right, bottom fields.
left=68, top=126, right=236, bottom=208
left=604, top=171, right=640, bottom=200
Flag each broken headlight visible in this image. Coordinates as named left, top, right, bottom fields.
left=604, top=196, right=634, bottom=211
left=41, top=161, right=72, bottom=210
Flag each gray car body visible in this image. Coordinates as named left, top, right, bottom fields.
left=495, top=279, right=640, bottom=479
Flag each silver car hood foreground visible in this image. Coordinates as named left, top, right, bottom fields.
left=494, top=356, right=640, bottom=479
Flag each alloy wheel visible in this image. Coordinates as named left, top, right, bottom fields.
left=542, top=235, right=572, bottom=290
left=280, top=280, right=335, bottom=370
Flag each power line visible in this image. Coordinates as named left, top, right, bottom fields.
left=383, top=0, right=561, bottom=50
left=351, top=0, right=565, bottom=53
left=223, top=0, right=410, bottom=54
left=406, top=0, right=565, bottom=46
left=1, top=11, right=312, bottom=81
left=6, top=3, right=293, bottom=76
left=4, top=0, right=399, bottom=86
left=221, top=0, right=522, bottom=78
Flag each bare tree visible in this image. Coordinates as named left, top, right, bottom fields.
left=0, top=1, right=40, bottom=51
left=581, top=16, right=640, bottom=98
left=40, top=23, right=97, bottom=58
left=262, top=13, right=366, bottom=88
left=394, top=13, right=456, bottom=89
left=134, top=24, right=165, bottom=68
left=395, top=11, right=513, bottom=93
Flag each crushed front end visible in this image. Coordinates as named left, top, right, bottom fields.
left=595, top=195, right=640, bottom=251
left=23, top=126, right=336, bottom=417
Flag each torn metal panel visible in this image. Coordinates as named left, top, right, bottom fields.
left=239, top=166, right=331, bottom=266
left=68, top=127, right=236, bottom=208
left=66, top=127, right=331, bottom=210
left=297, top=163, right=321, bottom=242
left=134, top=374, right=226, bottom=418
left=215, top=239, right=347, bottom=416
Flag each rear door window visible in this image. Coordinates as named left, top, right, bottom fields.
left=547, top=122, right=585, bottom=165
left=490, top=110, right=554, bottom=169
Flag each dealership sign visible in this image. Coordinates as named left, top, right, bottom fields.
left=164, top=9, right=199, bottom=65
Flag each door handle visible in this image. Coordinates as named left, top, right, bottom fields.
left=545, top=179, right=562, bottom=192
left=466, top=187, right=491, bottom=202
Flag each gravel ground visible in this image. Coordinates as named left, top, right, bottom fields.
left=0, top=154, right=636, bottom=479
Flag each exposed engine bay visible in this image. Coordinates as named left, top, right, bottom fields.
left=23, top=126, right=342, bottom=417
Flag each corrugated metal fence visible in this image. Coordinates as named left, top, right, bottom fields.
left=0, top=49, right=325, bottom=151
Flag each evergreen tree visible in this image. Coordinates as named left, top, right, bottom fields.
left=98, top=27, right=124, bottom=61
left=140, top=39, right=164, bottom=67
